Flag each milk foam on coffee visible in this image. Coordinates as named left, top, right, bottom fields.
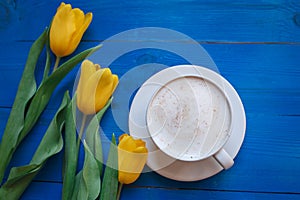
left=147, top=76, right=231, bottom=161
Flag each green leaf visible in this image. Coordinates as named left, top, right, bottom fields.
left=74, top=142, right=101, bottom=200
left=0, top=92, right=70, bottom=199
left=0, top=29, right=48, bottom=183
left=85, top=98, right=112, bottom=176
left=0, top=41, right=101, bottom=185
left=63, top=96, right=111, bottom=200
left=100, top=134, right=118, bottom=200
left=42, top=28, right=51, bottom=81
left=82, top=142, right=101, bottom=200
left=21, top=44, right=102, bottom=143
left=71, top=171, right=83, bottom=200
left=62, top=96, right=78, bottom=200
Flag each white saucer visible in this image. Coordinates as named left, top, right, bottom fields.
left=128, top=65, right=246, bottom=181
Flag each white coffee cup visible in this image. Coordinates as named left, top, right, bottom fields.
left=146, top=75, right=234, bottom=169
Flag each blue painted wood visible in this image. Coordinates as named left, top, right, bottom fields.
left=0, top=0, right=300, bottom=199
left=19, top=183, right=300, bottom=200
left=1, top=0, right=300, bottom=42
left=1, top=43, right=300, bottom=115
left=20, top=182, right=62, bottom=200
left=1, top=110, right=299, bottom=193
left=120, top=187, right=300, bottom=200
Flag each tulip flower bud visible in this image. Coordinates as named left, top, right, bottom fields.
left=76, top=60, right=118, bottom=115
left=50, top=2, right=93, bottom=58
left=118, top=134, right=148, bottom=184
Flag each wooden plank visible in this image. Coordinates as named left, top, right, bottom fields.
left=0, top=0, right=300, bottom=42
left=20, top=181, right=62, bottom=200
left=121, top=187, right=300, bottom=200
left=0, top=0, right=299, bottom=199
left=0, top=42, right=299, bottom=113
left=1, top=106, right=299, bottom=193
left=108, top=114, right=300, bottom=194
left=18, top=182, right=300, bottom=200
left=0, top=41, right=86, bottom=109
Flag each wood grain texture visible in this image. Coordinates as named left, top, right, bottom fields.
left=19, top=182, right=300, bottom=200
left=0, top=43, right=299, bottom=114
left=121, top=187, right=300, bottom=200
left=0, top=111, right=299, bottom=193
left=0, top=0, right=300, bottom=42
left=0, top=0, right=300, bottom=199
left=20, top=182, right=62, bottom=200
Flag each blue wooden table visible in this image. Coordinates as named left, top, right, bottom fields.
left=1, top=0, right=300, bottom=199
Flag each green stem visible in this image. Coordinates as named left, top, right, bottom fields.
left=116, top=183, right=123, bottom=200
left=53, top=56, right=61, bottom=72
left=76, top=114, right=87, bottom=151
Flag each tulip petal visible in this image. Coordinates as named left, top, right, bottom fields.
left=95, top=64, right=101, bottom=70
left=57, top=2, right=66, bottom=10
left=118, top=135, right=137, bottom=152
left=78, top=68, right=114, bottom=114
left=76, top=60, right=118, bottom=115
left=119, top=134, right=129, bottom=143
left=118, top=171, right=140, bottom=185
left=119, top=150, right=147, bottom=173
left=73, top=8, right=85, bottom=30
left=76, top=60, right=99, bottom=114
left=111, top=75, right=119, bottom=93
left=50, top=3, right=76, bottom=57
left=77, top=69, right=104, bottom=114
left=62, top=8, right=85, bottom=56
left=94, top=68, right=115, bottom=112
left=80, top=12, right=93, bottom=37
left=133, top=146, right=148, bottom=154
left=80, top=60, right=98, bottom=85
left=66, top=12, right=93, bottom=56
left=50, top=3, right=93, bottom=58
left=118, top=134, right=148, bottom=184
left=135, top=139, right=146, bottom=148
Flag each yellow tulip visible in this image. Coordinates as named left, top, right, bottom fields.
left=118, top=134, right=148, bottom=184
left=50, top=2, right=92, bottom=58
left=76, top=60, right=118, bottom=115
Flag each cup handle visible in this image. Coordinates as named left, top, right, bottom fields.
left=213, top=148, right=234, bottom=170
